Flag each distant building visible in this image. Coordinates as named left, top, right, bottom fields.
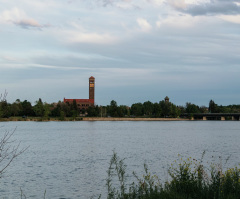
left=165, top=96, right=169, bottom=103
left=64, top=76, right=95, bottom=109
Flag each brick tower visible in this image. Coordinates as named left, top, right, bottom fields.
left=89, top=76, right=95, bottom=104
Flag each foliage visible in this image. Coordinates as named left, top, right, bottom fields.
left=131, top=103, right=143, bottom=117
left=209, top=100, right=218, bottom=113
left=143, top=101, right=154, bottom=116
left=185, top=102, right=200, bottom=114
left=104, top=152, right=240, bottom=199
left=88, top=105, right=100, bottom=117
left=34, top=98, right=44, bottom=117
left=1, top=95, right=240, bottom=119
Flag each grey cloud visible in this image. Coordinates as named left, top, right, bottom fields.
left=14, top=19, right=51, bottom=30
left=175, top=0, right=240, bottom=16
left=84, top=0, right=141, bottom=9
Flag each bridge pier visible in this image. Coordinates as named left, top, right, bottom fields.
left=232, top=116, right=240, bottom=121
left=182, top=113, right=240, bottom=121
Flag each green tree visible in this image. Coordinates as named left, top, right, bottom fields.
left=21, top=100, right=34, bottom=116
left=159, top=100, right=180, bottom=118
left=143, top=101, right=153, bottom=117
left=43, top=103, right=50, bottom=119
left=185, top=102, right=200, bottom=114
left=10, top=102, right=21, bottom=116
left=51, top=102, right=62, bottom=117
left=170, top=104, right=180, bottom=118
left=33, top=98, right=44, bottom=117
left=0, top=100, right=11, bottom=118
left=87, top=106, right=100, bottom=117
left=108, top=100, right=119, bottom=117
left=199, top=106, right=208, bottom=113
left=72, top=99, right=77, bottom=111
left=62, top=102, right=72, bottom=117
left=159, top=100, right=171, bottom=117
left=209, top=99, right=219, bottom=113
left=152, top=102, right=161, bottom=117
left=130, top=103, right=143, bottom=116
left=118, top=105, right=128, bottom=117
left=59, top=111, right=65, bottom=121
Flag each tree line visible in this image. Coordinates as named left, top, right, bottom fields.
left=0, top=97, right=239, bottom=119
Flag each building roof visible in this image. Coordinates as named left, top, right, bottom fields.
left=64, top=98, right=94, bottom=104
left=89, top=76, right=95, bottom=79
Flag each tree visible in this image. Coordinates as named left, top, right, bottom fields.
left=0, top=100, right=11, bottom=118
left=209, top=100, right=218, bottom=113
left=108, top=100, right=119, bottom=117
left=130, top=103, right=143, bottom=116
left=0, top=92, right=27, bottom=176
left=21, top=100, right=34, bottom=116
left=143, top=101, right=153, bottom=116
left=43, top=103, right=50, bottom=119
left=87, top=106, right=100, bottom=117
left=33, top=98, right=44, bottom=117
left=118, top=105, right=128, bottom=117
left=51, top=101, right=62, bottom=117
left=185, top=102, right=200, bottom=114
left=159, top=100, right=171, bottom=117
left=0, top=129, right=27, bottom=176
left=10, top=102, right=21, bottom=116
left=152, top=102, right=161, bottom=117
left=170, top=104, right=180, bottom=118
left=199, top=106, right=208, bottom=113
left=159, top=100, right=180, bottom=118
left=61, top=102, right=71, bottom=117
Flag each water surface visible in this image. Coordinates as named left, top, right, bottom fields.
left=0, top=121, right=239, bottom=198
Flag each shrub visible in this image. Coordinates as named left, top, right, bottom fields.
left=103, top=152, right=240, bottom=199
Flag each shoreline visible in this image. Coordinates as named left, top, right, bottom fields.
left=0, top=117, right=190, bottom=122
left=82, top=117, right=189, bottom=121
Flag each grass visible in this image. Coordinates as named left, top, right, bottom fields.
left=103, top=152, right=240, bottom=199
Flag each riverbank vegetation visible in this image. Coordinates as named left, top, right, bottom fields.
left=104, top=152, right=240, bottom=199
left=0, top=95, right=240, bottom=120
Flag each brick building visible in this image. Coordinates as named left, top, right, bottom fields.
left=64, top=76, right=95, bottom=109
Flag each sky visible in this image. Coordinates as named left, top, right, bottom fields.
left=0, top=0, right=240, bottom=106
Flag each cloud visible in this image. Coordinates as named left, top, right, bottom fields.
left=137, top=18, right=152, bottom=32
left=146, top=0, right=165, bottom=6
left=156, top=14, right=200, bottom=28
left=65, top=31, right=118, bottom=44
left=0, top=7, right=50, bottom=29
left=168, top=0, right=187, bottom=9
left=169, top=0, right=240, bottom=16
left=0, top=7, right=25, bottom=22
left=84, top=0, right=132, bottom=7
left=14, top=18, right=50, bottom=29
left=219, top=14, right=240, bottom=24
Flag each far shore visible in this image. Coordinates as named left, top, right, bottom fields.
left=0, top=117, right=190, bottom=122
left=82, top=117, right=189, bottom=121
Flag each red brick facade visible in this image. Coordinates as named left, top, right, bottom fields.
left=64, top=76, right=95, bottom=109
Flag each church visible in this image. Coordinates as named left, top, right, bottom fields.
left=63, top=76, right=95, bottom=109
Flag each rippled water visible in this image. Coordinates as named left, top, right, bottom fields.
left=0, top=121, right=240, bottom=198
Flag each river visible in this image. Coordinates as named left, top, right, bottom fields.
left=0, top=121, right=239, bottom=198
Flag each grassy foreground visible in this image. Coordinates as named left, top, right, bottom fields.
left=103, top=152, right=240, bottom=199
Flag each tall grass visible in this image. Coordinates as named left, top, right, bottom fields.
left=104, top=152, right=240, bottom=199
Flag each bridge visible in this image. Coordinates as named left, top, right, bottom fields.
left=181, top=113, right=240, bottom=121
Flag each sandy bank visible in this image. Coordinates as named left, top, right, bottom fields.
left=82, top=117, right=189, bottom=121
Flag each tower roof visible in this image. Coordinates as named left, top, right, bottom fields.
left=89, top=76, right=95, bottom=79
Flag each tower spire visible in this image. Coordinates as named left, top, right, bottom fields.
left=89, top=76, right=95, bottom=104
